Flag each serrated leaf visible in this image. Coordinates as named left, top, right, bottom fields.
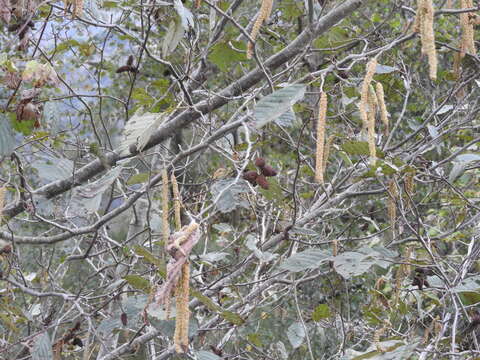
left=375, top=64, right=397, bottom=74
left=279, top=249, right=330, bottom=272
left=220, top=311, right=245, bottom=325
left=123, top=275, right=151, bottom=293
left=198, top=252, right=230, bottom=263
left=0, top=117, right=15, bottom=156
left=68, top=166, right=122, bottom=214
left=127, top=172, right=150, bottom=185
left=247, top=333, right=263, bottom=347
left=436, top=104, right=454, bottom=115
left=456, top=154, right=480, bottom=162
left=449, top=162, right=468, bottom=183
left=211, top=178, right=250, bottom=213
left=173, top=0, right=194, bottom=29
left=31, top=332, right=53, bottom=360
left=195, top=350, right=221, bottom=360
left=32, top=154, right=74, bottom=183
left=133, top=245, right=164, bottom=268
left=312, top=304, right=331, bottom=321
left=254, top=84, right=306, bottom=128
left=208, top=41, right=246, bottom=72
left=191, top=290, right=244, bottom=325
left=452, top=275, right=480, bottom=293
left=332, top=252, right=373, bottom=279
left=162, top=19, right=184, bottom=56
left=119, top=111, right=166, bottom=155
left=342, top=140, right=384, bottom=158
left=286, top=321, right=305, bottom=348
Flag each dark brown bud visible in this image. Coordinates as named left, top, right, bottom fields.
left=255, top=157, right=266, bottom=168
left=242, top=170, right=258, bottom=185
left=261, top=165, right=277, bottom=177
left=116, top=65, right=138, bottom=74
left=71, top=337, right=83, bottom=347
left=0, top=245, right=12, bottom=254
left=121, top=312, right=128, bottom=326
left=256, top=174, right=269, bottom=189
left=127, top=55, right=134, bottom=66
left=412, top=275, right=429, bottom=290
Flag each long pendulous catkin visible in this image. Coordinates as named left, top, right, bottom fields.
left=247, top=0, right=274, bottom=59
left=359, top=58, right=377, bottom=132
left=0, top=186, right=4, bottom=221
left=174, top=262, right=191, bottom=353
left=315, top=91, right=327, bottom=184
left=460, top=0, right=476, bottom=57
left=421, top=0, right=437, bottom=80
left=367, top=86, right=377, bottom=164
left=375, top=83, right=389, bottom=136
left=171, top=173, right=182, bottom=231
left=162, top=169, right=170, bottom=250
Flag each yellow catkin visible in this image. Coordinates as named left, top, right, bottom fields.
left=72, top=0, right=83, bottom=18
left=460, top=0, right=476, bottom=57
left=367, top=86, right=377, bottom=164
left=375, top=83, right=389, bottom=137
left=162, top=169, right=170, bottom=250
left=247, top=0, right=274, bottom=59
left=171, top=173, right=182, bottom=231
left=413, top=0, right=425, bottom=33
left=332, top=239, right=338, bottom=257
left=315, top=92, right=327, bottom=184
left=174, top=263, right=190, bottom=353
left=0, top=186, right=5, bottom=221
left=360, top=58, right=377, bottom=133
left=388, top=179, right=398, bottom=234
left=323, top=135, right=335, bottom=173
left=374, top=327, right=386, bottom=353
left=404, top=172, right=415, bottom=208
left=422, top=0, right=437, bottom=80
left=446, top=0, right=454, bottom=7
left=195, top=0, right=201, bottom=8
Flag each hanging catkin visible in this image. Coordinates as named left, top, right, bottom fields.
left=387, top=180, right=398, bottom=235
left=0, top=186, right=5, bottom=221
left=367, top=86, right=377, bottom=164
left=359, top=58, right=377, bottom=132
left=162, top=169, right=170, bottom=249
left=174, top=263, right=191, bottom=353
left=72, top=0, right=83, bottom=18
left=247, top=0, right=274, bottom=59
left=421, top=0, right=437, bottom=80
left=375, top=83, right=389, bottom=137
left=171, top=173, right=182, bottom=231
left=315, top=91, right=327, bottom=184
left=460, top=0, right=476, bottom=57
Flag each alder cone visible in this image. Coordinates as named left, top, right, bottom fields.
left=256, top=174, right=269, bottom=189
left=121, top=312, right=128, bottom=326
left=261, top=165, right=277, bottom=177
left=242, top=170, right=258, bottom=185
left=254, top=157, right=266, bottom=168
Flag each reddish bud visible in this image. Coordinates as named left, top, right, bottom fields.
left=254, top=157, right=266, bottom=168
left=256, top=175, right=269, bottom=189
left=0, top=245, right=12, bottom=254
left=121, top=312, right=128, bottom=326
left=242, top=170, right=258, bottom=185
left=261, top=165, right=277, bottom=177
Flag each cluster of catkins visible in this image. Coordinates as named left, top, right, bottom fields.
left=242, top=157, right=277, bottom=189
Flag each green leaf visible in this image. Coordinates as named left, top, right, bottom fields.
left=208, top=41, right=246, bottom=72
left=133, top=245, right=164, bottom=268
left=0, top=116, right=16, bottom=156
left=162, top=18, right=184, bottom=56
left=191, top=290, right=244, bottom=325
left=247, top=333, right=263, bottom=347
left=341, top=141, right=384, bottom=158
left=286, top=321, right=305, bottom=349
left=211, top=178, right=250, bottom=213
left=312, top=304, right=331, bottom=321
left=123, top=275, right=151, bottom=293
left=254, top=84, right=306, bottom=128
left=195, top=351, right=221, bottom=360
left=31, top=332, right=53, bottom=360
left=127, top=173, right=150, bottom=185
left=220, top=311, right=245, bottom=325
left=279, top=249, right=330, bottom=272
